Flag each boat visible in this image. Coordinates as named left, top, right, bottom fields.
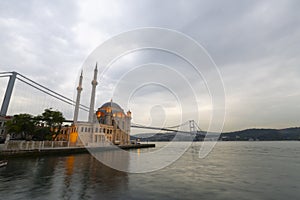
left=0, top=160, right=8, bottom=167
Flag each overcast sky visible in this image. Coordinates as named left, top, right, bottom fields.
left=0, top=0, right=299, bottom=132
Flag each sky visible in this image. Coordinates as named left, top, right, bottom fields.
left=0, top=0, right=299, bottom=132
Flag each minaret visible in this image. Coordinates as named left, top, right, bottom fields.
left=73, top=70, right=83, bottom=124
left=88, top=63, right=98, bottom=122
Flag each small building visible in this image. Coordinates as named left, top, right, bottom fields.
left=55, top=125, right=79, bottom=146
left=75, top=122, right=106, bottom=147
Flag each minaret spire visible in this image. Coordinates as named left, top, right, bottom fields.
left=88, top=63, right=98, bottom=122
left=73, top=70, right=83, bottom=123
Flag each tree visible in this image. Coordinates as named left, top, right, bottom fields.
left=5, top=108, right=65, bottom=141
left=6, top=113, right=35, bottom=140
left=32, top=127, right=51, bottom=141
left=38, top=108, right=65, bottom=139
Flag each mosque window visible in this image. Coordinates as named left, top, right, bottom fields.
left=95, top=128, right=98, bottom=133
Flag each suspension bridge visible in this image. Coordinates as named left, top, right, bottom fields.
left=131, top=120, right=204, bottom=135
left=0, top=71, right=204, bottom=135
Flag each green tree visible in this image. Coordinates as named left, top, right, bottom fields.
left=5, top=108, right=65, bottom=141
left=38, top=108, right=65, bottom=140
left=6, top=113, right=35, bottom=140
left=32, top=127, right=51, bottom=141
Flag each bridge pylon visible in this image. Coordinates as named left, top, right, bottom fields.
left=189, top=120, right=203, bottom=135
left=189, top=120, right=196, bottom=133
left=1, top=72, right=17, bottom=116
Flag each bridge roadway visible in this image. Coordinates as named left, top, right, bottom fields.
left=64, top=119, right=204, bottom=135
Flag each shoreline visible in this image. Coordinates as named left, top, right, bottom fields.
left=0, top=143, right=155, bottom=159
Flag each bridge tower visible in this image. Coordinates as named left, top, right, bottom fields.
left=73, top=70, right=83, bottom=123
left=189, top=120, right=197, bottom=134
left=0, top=72, right=17, bottom=116
left=88, top=63, right=98, bottom=122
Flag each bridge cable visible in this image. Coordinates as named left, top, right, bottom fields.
left=16, top=73, right=89, bottom=111
left=16, top=77, right=89, bottom=112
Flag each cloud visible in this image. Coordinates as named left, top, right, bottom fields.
left=0, top=0, right=299, bottom=131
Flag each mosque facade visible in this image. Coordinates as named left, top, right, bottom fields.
left=70, top=64, right=131, bottom=146
left=96, top=101, right=131, bottom=145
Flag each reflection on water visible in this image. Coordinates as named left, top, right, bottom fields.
left=0, top=153, right=128, bottom=200
left=1, top=142, right=300, bottom=200
left=89, top=141, right=193, bottom=173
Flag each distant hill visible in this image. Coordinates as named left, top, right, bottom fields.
left=221, top=127, right=300, bottom=141
left=131, top=127, right=300, bottom=141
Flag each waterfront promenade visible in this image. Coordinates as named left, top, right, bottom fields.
left=0, top=140, right=155, bottom=158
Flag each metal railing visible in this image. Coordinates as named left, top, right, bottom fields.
left=2, top=140, right=74, bottom=151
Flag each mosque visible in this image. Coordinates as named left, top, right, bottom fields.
left=67, top=64, right=131, bottom=146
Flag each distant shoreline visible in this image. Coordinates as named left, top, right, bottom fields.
left=132, top=127, right=300, bottom=142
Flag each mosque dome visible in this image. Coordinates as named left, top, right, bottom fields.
left=100, top=101, right=123, bottom=112
left=96, top=100, right=126, bottom=117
